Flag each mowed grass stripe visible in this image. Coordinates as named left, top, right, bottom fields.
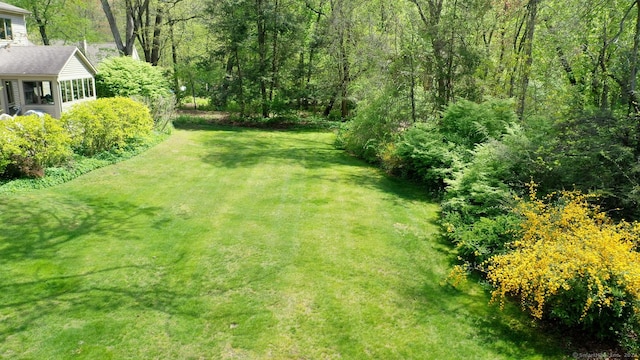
left=0, top=126, right=566, bottom=359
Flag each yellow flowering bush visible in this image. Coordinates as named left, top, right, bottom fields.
left=485, top=186, right=640, bottom=348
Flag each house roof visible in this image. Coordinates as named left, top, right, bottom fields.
left=82, top=43, right=125, bottom=66
left=0, top=2, right=30, bottom=15
left=80, top=42, right=141, bottom=66
left=0, top=45, right=96, bottom=76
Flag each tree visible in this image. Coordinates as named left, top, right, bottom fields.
left=99, top=0, right=199, bottom=64
left=100, top=0, right=135, bottom=56
left=9, top=0, right=107, bottom=44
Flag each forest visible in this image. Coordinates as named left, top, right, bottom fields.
left=6, top=0, right=640, bottom=353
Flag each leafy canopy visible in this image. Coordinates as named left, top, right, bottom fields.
left=95, top=57, right=171, bottom=98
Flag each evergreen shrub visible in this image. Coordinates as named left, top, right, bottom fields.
left=438, top=98, right=516, bottom=149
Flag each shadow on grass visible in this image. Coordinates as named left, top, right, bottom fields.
left=403, top=262, right=568, bottom=358
left=188, top=124, right=435, bottom=204
left=186, top=124, right=570, bottom=357
left=0, top=195, right=205, bottom=343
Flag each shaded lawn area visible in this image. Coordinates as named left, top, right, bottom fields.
left=0, top=124, right=568, bottom=359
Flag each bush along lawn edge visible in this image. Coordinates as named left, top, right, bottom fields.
left=0, top=132, right=169, bottom=194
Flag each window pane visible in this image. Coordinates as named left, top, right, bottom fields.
left=72, top=80, right=79, bottom=100
left=68, top=81, right=73, bottom=102
left=5, top=19, right=11, bottom=39
left=23, top=81, right=36, bottom=104
left=84, top=78, right=94, bottom=97
left=75, top=79, right=84, bottom=100
left=88, top=78, right=94, bottom=97
left=23, top=81, right=54, bottom=105
left=0, top=19, right=6, bottom=40
left=63, top=80, right=73, bottom=102
left=42, top=81, right=53, bottom=104
left=60, top=81, right=67, bottom=102
left=4, top=81, right=14, bottom=104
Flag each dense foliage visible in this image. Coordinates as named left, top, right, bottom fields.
left=95, top=57, right=171, bottom=99
left=0, top=114, right=72, bottom=178
left=61, top=97, right=154, bottom=156
left=487, top=189, right=640, bottom=352
left=339, top=94, right=640, bottom=350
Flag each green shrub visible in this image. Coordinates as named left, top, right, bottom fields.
left=439, top=98, right=516, bottom=150
left=96, top=57, right=171, bottom=98
left=61, top=97, right=154, bottom=156
left=443, top=124, right=532, bottom=218
left=179, top=96, right=211, bottom=110
left=538, top=110, right=640, bottom=219
left=0, top=114, right=72, bottom=178
left=391, top=99, right=519, bottom=195
left=395, top=122, right=462, bottom=193
left=337, top=91, right=411, bottom=163
left=0, top=132, right=167, bottom=193
left=134, top=94, right=176, bottom=133
left=444, top=213, right=520, bottom=264
left=94, top=56, right=175, bottom=133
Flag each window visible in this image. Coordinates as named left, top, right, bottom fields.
left=84, top=78, right=94, bottom=97
left=73, top=79, right=84, bottom=100
left=60, top=78, right=94, bottom=103
left=23, top=81, right=54, bottom=105
left=61, top=80, right=70, bottom=102
left=0, top=18, right=11, bottom=40
left=60, top=80, right=68, bottom=102
left=4, top=81, right=14, bottom=104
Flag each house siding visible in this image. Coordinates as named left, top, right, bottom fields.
left=0, top=79, right=21, bottom=115
left=59, top=55, right=94, bottom=81
left=9, top=80, right=20, bottom=105
left=0, top=4, right=97, bottom=118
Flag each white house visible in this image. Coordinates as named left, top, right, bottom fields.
left=0, top=2, right=96, bottom=118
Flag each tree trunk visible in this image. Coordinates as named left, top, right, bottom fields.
left=100, top=0, right=126, bottom=54
left=256, top=0, right=269, bottom=118
left=409, top=0, right=448, bottom=111
left=298, top=51, right=305, bottom=109
left=339, top=34, right=350, bottom=118
left=219, top=56, right=235, bottom=109
left=323, top=90, right=338, bottom=117
left=150, top=7, right=164, bottom=66
left=235, top=48, right=246, bottom=117
left=169, top=16, right=179, bottom=95
left=124, top=0, right=137, bottom=56
left=409, top=50, right=417, bottom=123
left=269, top=0, right=280, bottom=102
left=629, top=0, right=640, bottom=114
left=36, top=20, right=50, bottom=45
left=517, top=0, right=540, bottom=119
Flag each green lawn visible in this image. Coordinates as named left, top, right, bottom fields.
left=0, top=124, right=567, bottom=359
